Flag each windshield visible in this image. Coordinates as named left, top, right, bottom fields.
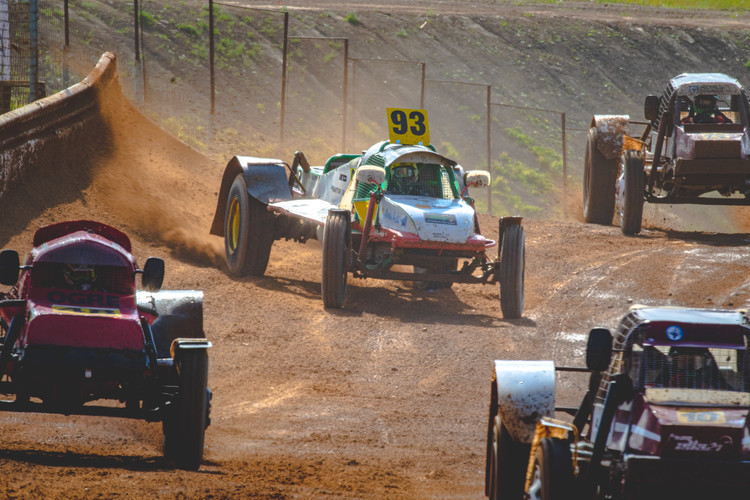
left=31, top=262, right=134, bottom=295
left=629, top=344, right=748, bottom=394
left=387, top=163, right=457, bottom=199
left=677, top=93, right=745, bottom=125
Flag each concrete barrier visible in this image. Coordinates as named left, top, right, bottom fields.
left=0, top=52, right=119, bottom=201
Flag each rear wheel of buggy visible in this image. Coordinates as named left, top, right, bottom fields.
left=164, top=348, right=209, bottom=470
left=489, top=415, right=530, bottom=500
left=224, top=173, right=274, bottom=277
left=499, top=224, right=524, bottom=319
left=526, top=437, right=574, bottom=500
left=321, top=210, right=351, bottom=309
left=583, top=128, right=618, bottom=225
left=619, top=151, right=645, bottom=235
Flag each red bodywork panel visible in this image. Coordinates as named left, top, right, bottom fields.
left=24, top=289, right=143, bottom=350
left=33, top=220, right=132, bottom=252
left=1, top=221, right=146, bottom=352
left=351, top=221, right=496, bottom=253
left=620, top=395, right=749, bottom=459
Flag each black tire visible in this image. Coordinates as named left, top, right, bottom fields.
left=0, top=315, right=21, bottom=374
left=619, top=151, right=645, bottom=235
left=164, top=349, right=209, bottom=470
left=525, top=438, right=574, bottom=500
left=321, top=210, right=351, bottom=309
left=224, top=173, right=274, bottom=277
left=499, top=224, right=524, bottom=319
left=582, top=128, right=617, bottom=225
left=488, top=415, right=531, bottom=500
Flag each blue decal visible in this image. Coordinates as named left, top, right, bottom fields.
left=666, top=325, right=684, bottom=341
left=382, top=208, right=407, bottom=228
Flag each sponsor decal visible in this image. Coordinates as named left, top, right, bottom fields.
left=339, top=173, right=348, bottom=182
left=382, top=207, right=408, bottom=228
left=425, top=214, right=457, bottom=226
left=665, top=325, right=684, bottom=341
left=51, top=304, right=121, bottom=317
left=677, top=410, right=725, bottom=424
left=628, top=424, right=662, bottom=442
left=416, top=204, right=431, bottom=209
left=47, top=291, right=120, bottom=308
left=668, top=433, right=732, bottom=453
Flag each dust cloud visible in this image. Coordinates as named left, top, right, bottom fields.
left=92, top=82, right=224, bottom=267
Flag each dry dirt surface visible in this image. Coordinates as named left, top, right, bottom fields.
left=3, top=2, right=750, bottom=499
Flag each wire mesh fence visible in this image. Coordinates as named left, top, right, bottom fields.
left=18, top=0, right=582, bottom=218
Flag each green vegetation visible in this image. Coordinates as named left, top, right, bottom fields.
left=493, top=153, right=553, bottom=195
left=345, top=12, right=360, bottom=25
left=139, top=10, right=156, bottom=28
left=574, top=0, right=748, bottom=8
left=178, top=23, right=202, bottom=37
left=505, top=127, right=562, bottom=171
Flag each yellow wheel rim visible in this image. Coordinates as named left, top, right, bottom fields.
left=228, top=197, right=240, bottom=254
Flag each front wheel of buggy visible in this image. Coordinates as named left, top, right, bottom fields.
left=525, top=438, right=574, bottom=500
left=619, top=151, right=645, bottom=235
left=321, top=210, right=351, bottom=309
left=499, top=224, right=525, bottom=319
left=224, top=173, right=274, bottom=277
left=489, top=415, right=530, bottom=500
left=168, top=349, right=209, bottom=470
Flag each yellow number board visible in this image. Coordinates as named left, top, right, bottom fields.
left=676, top=410, right=725, bottom=425
left=386, top=108, right=430, bottom=146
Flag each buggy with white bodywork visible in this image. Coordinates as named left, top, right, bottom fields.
left=583, top=73, right=750, bottom=234
left=210, top=121, right=525, bottom=318
left=485, top=305, right=750, bottom=499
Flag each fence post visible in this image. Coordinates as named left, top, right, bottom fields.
left=342, top=39, right=348, bottom=152
left=280, top=11, right=288, bottom=151
left=561, top=111, right=567, bottom=217
left=63, top=0, right=69, bottom=86
left=486, top=85, right=492, bottom=213
left=420, top=63, right=425, bottom=109
left=134, top=0, right=139, bottom=62
left=209, top=0, right=214, bottom=119
left=29, top=0, right=38, bottom=102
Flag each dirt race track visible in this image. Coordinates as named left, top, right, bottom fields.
left=3, top=3, right=750, bottom=499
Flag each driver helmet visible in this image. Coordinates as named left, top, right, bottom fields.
left=669, top=347, right=708, bottom=372
left=694, top=94, right=718, bottom=114
left=392, top=163, right=418, bottom=182
left=63, top=263, right=97, bottom=291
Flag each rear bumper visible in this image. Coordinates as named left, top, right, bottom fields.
left=674, top=158, right=750, bottom=177
left=622, top=454, right=750, bottom=498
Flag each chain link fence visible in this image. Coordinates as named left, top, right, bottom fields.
left=18, top=0, right=575, bottom=218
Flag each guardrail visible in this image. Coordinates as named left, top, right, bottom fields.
left=0, top=52, right=118, bottom=201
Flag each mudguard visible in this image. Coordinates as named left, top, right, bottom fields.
left=136, top=290, right=204, bottom=358
left=591, top=115, right=630, bottom=160
left=209, top=156, right=292, bottom=236
left=493, top=360, right=555, bottom=443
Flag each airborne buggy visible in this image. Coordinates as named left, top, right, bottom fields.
left=210, top=139, right=525, bottom=318
left=485, top=305, right=750, bottom=499
left=583, top=73, right=750, bottom=234
left=0, top=221, right=211, bottom=470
